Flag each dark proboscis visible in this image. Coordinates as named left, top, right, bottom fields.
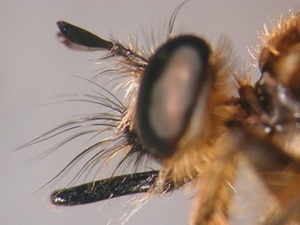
left=51, top=171, right=160, bottom=206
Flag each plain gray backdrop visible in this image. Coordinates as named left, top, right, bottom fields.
left=1, top=1, right=300, bottom=224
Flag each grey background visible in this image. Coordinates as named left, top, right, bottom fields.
left=1, top=1, right=299, bottom=224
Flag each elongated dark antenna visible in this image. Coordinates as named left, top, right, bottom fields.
left=51, top=170, right=170, bottom=206
left=57, top=21, right=114, bottom=49
left=57, top=21, right=148, bottom=67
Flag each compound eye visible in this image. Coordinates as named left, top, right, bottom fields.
left=137, top=35, right=211, bottom=159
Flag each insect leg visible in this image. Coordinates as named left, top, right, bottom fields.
left=191, top=133, right=238, bottom=225
left=235, top=128, right=300, bottom=224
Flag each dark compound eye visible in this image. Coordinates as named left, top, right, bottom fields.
left=137, top=35, right=211, bottom=159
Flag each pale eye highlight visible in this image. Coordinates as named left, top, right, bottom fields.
left=150, top=46, right=202, bottom=140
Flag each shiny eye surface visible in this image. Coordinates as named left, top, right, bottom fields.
left=137, top=35, right=210, bottom=159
